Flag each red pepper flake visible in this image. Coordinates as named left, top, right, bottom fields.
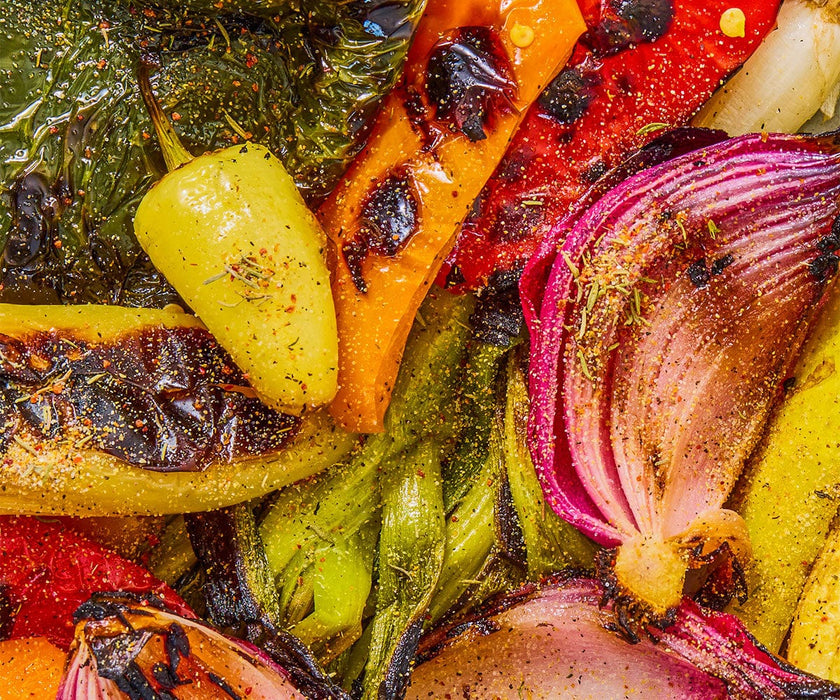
left=51, top=383, right=65, bottom=395
left=102, top=359, right=111, bottom=368
left=53, top=240, right=62, bottom=248
left=171, top=112, right=182, bottom=122
left=245, top=52, right=258, bottom=68
left=49, top=126, right=59, bottom=135
left=97, top=59, right=107, bottom=70
left=251, top=83, right=259, bottom=93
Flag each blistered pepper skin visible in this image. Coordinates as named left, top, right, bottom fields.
left=134, top=143, right=338, bottom=412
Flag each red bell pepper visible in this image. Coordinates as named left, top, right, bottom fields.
left=443, top=0, right=782, bottom=288
left=0, top=516, right=189, bottom=649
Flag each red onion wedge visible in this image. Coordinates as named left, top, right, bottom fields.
left=522, top=132, right=840, bottom=614
left=56, top=591, right=348, bottom=699
left=407, top=575, right=840, bottom=699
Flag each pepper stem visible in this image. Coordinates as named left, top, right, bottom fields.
left=138, top=62, right=193, bottom=172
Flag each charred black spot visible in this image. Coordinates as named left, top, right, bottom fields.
left=112, top=662, right=161, bottom=700
left=471, top=272, right=524, bottom=346
left=359, top=1, right=416, bottom=40
left=582, top=160, right=608, bottom=183
left=425, top=26, right=515, bottom=142
left=443, top=264, right=466, bottom=288
left=152, top=662, right=182, bottom=690
left=361, top=171, right=418, bottom=257
left=584, top=0, right=674, bottom=56
left=168, top=622, right=191, bottom=660
left=495, top=144, right=535, bottom=182
left=614, top=0, right=674, bottom=42
left=538, top=68, right=592, bottom=124
left=1, top=172, right=62, bottom=304
left=208, top=671, right=242, bottom=699
left=783, top=376, right=797, bottom=393
left=818, top=215, right=840, bottom=251
left=343, top=169, right=419, bottom=293
left=488, top=198, right=545, bottom=244
left=0, top=585, right=13, bottom=641
left=379, top=618, right=424, bottom=700
left=810, top=252, right=840, bottom=282
left=710, top=253, right=734, bottom=276
left=687, top=258, right=710, bottom=288
left=89, top=632, right=151, bottom=681
left=0, top=326, right=301, bottom=472
left=495, top=477, right=527, bottom=565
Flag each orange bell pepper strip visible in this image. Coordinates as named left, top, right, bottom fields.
left=320, top=0, right=586, bottom=433
left=0, top=637, right=65, bottom=699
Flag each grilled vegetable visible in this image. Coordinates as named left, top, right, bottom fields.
left=0, top=638, right=65, bottom=699
left=57, top=592, right=347, bottom=699
left=260, top=291, right=473, bottom=664
left=135, top=68, right=338, bottom=412
left=504, top=359, right=595, bottom=579
left=408, top=576, right=839, bottom=699
left=695, top=0, right=840, bottom=135
left=0, top=303, right=354, bottom=515
left=361, top=440, right=446, bottom=700
left=523, top=132, right=840, bottom=614
left=0, top=516, right=189, bottom=649
left=728, top=287, right=840, bottom=650
left=0, top=0, right=424, bottom=306
left=788, top=521, right=840, bottom=682
left=186, top=504, right=282, bottom=633
left=444, top=0, right=781, bottom=288
left=319, top=0, right=586, bottom=432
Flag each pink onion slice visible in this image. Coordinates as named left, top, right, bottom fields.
left=407, top=576, right=839, bottom=699
left=56, top=591, right=347, bottom=699
left=522, top=132, right=840, bottom=611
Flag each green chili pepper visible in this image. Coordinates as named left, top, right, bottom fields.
left=134, top=67, right=338, bottom=412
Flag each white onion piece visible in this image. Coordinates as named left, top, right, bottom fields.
left=694, top=0, right=840, bottom=135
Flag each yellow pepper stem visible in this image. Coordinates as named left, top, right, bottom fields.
left=138, top=62, right=193, bottom=172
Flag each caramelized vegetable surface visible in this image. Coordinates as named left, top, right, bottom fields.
left=321, top=0, right=586, bottom=433
left=0, top=0, right=424, bottom=306
left=0, top=304, right=354, bottom=514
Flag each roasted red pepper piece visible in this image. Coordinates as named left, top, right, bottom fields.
left=0, top=516, right=190, bottom=649
left=443, top=0, right=781, bottom=289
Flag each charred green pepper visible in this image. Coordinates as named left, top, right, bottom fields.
left=0, top=0, right=425, bottom=305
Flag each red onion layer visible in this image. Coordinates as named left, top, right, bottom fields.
left=56, top=592, right=346, bottom=699
left=408, top=575, right=839, bottom=699
left=522, top=132, right=840, bottom=611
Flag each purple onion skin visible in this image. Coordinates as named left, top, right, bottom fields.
left=407, top=575, right=840, bottom=700
left=521, top=132, right=840, bottom=602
